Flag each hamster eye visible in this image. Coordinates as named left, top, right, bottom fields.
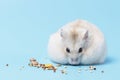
left=66, top=48, right=70, bottom=53
left=78, top=48, right=82, bottom=53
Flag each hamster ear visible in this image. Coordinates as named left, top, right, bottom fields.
left=60, top=29, right=66, bottom=39
left=83, top=30, right=88, bottom=40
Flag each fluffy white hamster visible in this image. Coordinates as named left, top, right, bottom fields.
left=48, top=20, right=106, bottom=65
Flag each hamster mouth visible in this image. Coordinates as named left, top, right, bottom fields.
left=69, top=61, right=80, bottom=65
left=68, top=57, right=81, bottom=65
left=67, top=55, right=82, bottom=65
left=69, top=62, right=80, bottom=65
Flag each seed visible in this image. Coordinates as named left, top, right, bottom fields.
left=6, top=64, right=9, bottom=66
left=61, top=70, right=66, bottom=74
left=89, top=66, right=96, bottom=70
left=30, top=58, right=36, bottom=62
left=89, top=66, right=93, bottom=70
left=61, top=70, right=65, bottom=74
left=56, top=64, right=62, bottom=67
left=64, top=66, right=67, bottom=68
left=89, top=66, right=92, bottom=68
left=32, top=61, right=39, bottom=66
left=93, top=67, right=96, bottom=70
left=101, top=70, right=104, bottom=73
left=28, top=63, right=33, bottom=66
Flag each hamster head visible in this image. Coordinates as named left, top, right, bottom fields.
left=60, top=26, right=89, bottom=65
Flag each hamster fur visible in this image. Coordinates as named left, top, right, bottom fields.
left=48, top=20, right=106, bottom=65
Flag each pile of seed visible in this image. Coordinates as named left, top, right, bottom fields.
left=28, top=58, right=57, bottom=72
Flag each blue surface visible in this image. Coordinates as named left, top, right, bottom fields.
left=0, top=0, right=120, bottom=80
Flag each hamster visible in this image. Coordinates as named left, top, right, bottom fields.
left=48, top=20, right=106, bottom=65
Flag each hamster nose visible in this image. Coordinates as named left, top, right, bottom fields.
left=71, top=58, right=78, bottom=62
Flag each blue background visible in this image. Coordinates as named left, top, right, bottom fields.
left=0, top=0, right=119, bottom=80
